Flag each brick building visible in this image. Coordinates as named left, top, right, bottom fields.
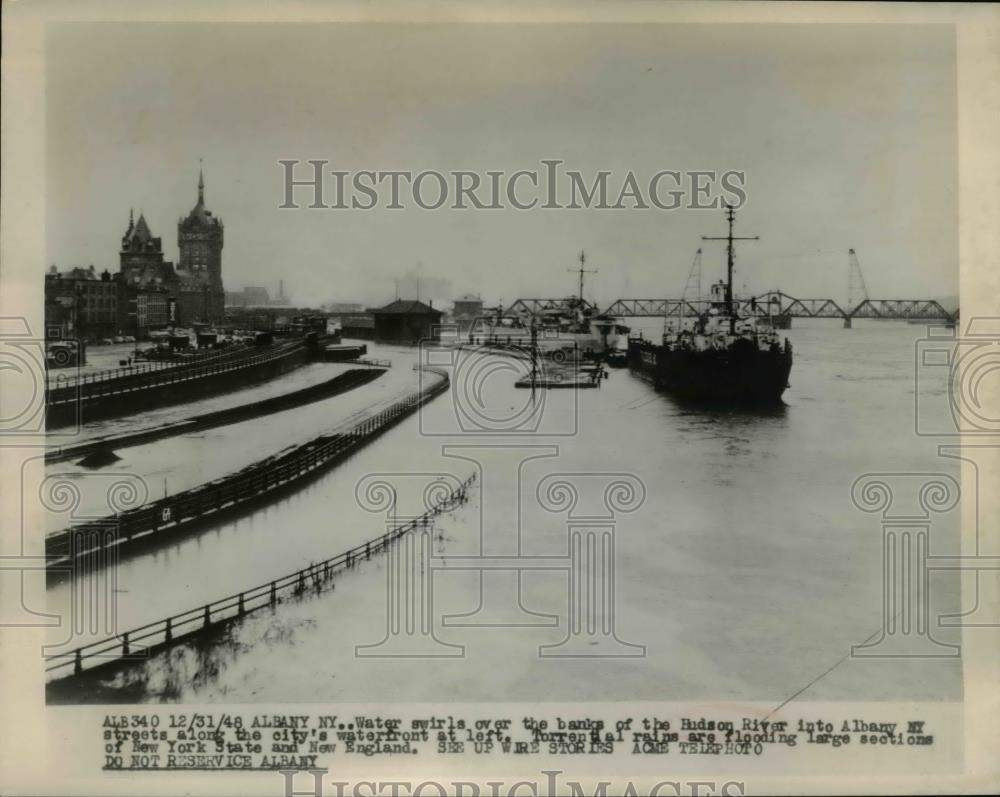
left=44, top=265, right=118, bottom=339
left=452, top=293, right=484, bottom=333
left=115, top=170, right=226, bottom=326
left=115, top=276, right=171, bottom=336
left=45, top=168, right=228, bottom=336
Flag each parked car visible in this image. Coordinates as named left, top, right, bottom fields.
left=46, top=341, right=80, bottom=369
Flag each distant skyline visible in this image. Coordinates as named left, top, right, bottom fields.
left=47, top=23, right=958, bottom=308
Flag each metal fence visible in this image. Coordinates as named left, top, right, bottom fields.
left=45, top=472, right=476, bottom=678
left=46, top=345, right=249, bottom=391
left=45, top=341, right=306, bottom=407
left=47, top=358, right=176, bottom=388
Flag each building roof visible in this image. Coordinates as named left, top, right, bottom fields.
left=48, top=265, right=102, bottom=280
left=372, top=299, right=441, bottom=315
left=122, top=211, right=159, bottom=247
left=133, top=213, right=153, bottom=241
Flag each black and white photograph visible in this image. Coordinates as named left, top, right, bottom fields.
left=1, top=1, right=998, bottom=795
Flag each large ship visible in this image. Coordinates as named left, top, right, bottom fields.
left=627, top=205, right=793, bottom=402
left=468, top=252, right=629, bottom=362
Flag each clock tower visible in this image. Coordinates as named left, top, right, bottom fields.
left=177, top=168, right=225, bottom=321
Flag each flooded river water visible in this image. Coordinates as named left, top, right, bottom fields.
left=46, top=322, right=963, bottom=704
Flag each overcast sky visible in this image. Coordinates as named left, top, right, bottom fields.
left=47, top=22, right=957, bottom=307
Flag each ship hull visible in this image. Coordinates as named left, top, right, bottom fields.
left=628, top=338, right=792, bottom=403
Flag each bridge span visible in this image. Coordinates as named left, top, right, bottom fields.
left=511, top=250, right=957, bottom=328
left=601, top=292, right=958, bottom=327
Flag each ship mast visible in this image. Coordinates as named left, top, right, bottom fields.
left=702, top=204, right=758, bottom=334
left=568, top=250, right=597, bottom=306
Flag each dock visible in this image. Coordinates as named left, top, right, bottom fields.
left=513, top=361, right=605, bottom=389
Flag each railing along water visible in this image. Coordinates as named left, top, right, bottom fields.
left=45, top=367, right=451, bottom=564
left=46, top=345, right=237, bottom=392
left=46, top=340, right=307, bottom=407
left=45, top=471, right=476, bottom=679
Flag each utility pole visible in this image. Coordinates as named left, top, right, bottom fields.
left=702, top=204, right=759, bottom=334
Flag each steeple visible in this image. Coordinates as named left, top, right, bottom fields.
left=198, top=166, right=205, bottom=205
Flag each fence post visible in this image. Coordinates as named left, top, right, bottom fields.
left=203, top=605, right=211, bottom=627
left=74, top=649, right=83, bottom=675
left=238, top=593, right=245, bottom=615
left=122, top=632, right=130, bottom=656
left=270, top=581, right=277, bottom=605
left=165, top=617, right=172, bottom=643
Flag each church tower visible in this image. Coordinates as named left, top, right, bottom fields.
left=177, top=168, right=225, bottom=321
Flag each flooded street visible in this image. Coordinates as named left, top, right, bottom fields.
left=44, top=360, right=419, bottom=521
left=47, top=325, right=962, bottom=703
left=49, top=361, right=358, bottom=444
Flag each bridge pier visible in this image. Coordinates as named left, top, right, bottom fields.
left=843, top=316, right=852, bottom=329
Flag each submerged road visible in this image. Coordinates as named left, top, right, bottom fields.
left=44, top=351, right=422, bottom=523
left=48, top=361, right=358, bottom=445
left=46, top=366, right=385, bottom=464
left=44, top=343, right=458, bottom=648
